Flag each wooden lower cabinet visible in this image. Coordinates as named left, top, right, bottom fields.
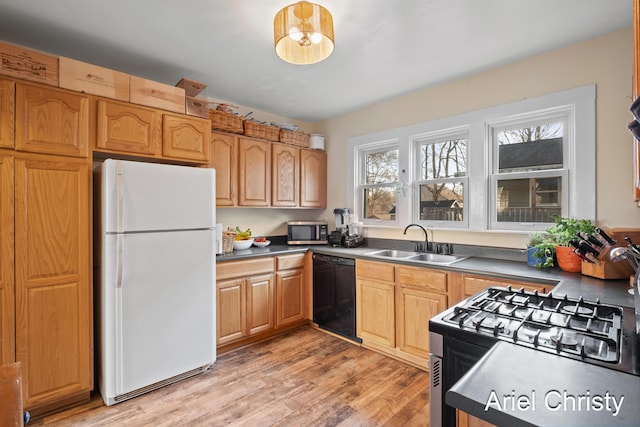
left=14, top=154, right=92, bottom=414
left=449, top=273, right=553, bottom=306
left=217, top=254, right=308, bottom=349
left=356, top=277, right=396, bottom=348
left=356, top=259, right=447, bottom=368
left=275, top=253, right=306, bottom=327
left=396, top=286, right=446, bottom=359
left=216, top=257, right=274, bottom=346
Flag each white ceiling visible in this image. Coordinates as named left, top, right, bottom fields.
left=0, top=0, right=632, bottom=122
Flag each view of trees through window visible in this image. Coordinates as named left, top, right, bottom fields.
left=363, top=149, right=398, bottom=220
left=417, top=138, right=466, bottom=221
left=495, top=122, right=564, bottom=223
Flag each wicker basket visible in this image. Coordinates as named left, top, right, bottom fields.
left=209, top=109, right=243, bottom=134
left=279, top=129, right=310, bottom=147
left=243, top=120, right=280, bottom=142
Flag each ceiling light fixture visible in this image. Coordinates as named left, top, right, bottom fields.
left=274, top=1, right=334, bottom=65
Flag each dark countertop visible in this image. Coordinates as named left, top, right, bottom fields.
left=218, top=243, right=633, bottom=309
left=447, top=342, right=640, bottom=427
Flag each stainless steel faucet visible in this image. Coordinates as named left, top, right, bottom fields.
left=403, top=223, right=430, bottom=252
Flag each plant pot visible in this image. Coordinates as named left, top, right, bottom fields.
left=555, top=245, right=582, bottom=272
left=527, top=247, right=541, bottom=267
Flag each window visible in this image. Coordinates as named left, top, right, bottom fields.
left=347, top=85, right=595, bottom=231
left=413, top=130, right=468, bottom=227
left=358, top=143, right=399, bottom=222
left=488, top=110, right=574, bottom=230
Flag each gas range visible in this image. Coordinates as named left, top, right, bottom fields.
left=428, top=285, right=639, bottom=426
left=431, top=286, right=638, bottom=375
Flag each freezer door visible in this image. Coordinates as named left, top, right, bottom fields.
left=101, top=159, right=215, bottom=233
left=101, top=229, right=215, bottom=399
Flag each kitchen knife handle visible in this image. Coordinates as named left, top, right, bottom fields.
left=581, top=233, right=604, bottom=248
left=595, top=227, right=616, bottom=245
left=579, top=240, right=600, bottom=257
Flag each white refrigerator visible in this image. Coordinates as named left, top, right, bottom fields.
left=96, top=159, right=216, bottom=405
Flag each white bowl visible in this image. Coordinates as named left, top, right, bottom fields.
left=233, top=238, right=254, bottom=250
left=253, top=240, right=271, bottom=248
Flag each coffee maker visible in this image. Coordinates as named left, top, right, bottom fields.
left=329, top=208, right=364, bottom=248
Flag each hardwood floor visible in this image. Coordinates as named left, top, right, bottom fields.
left=30, top=327, right=430, bottom=426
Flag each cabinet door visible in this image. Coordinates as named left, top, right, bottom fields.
left=0, top=155, right=14, bottom=365
left=14, top=156, right=91, bottom=409
left=356, top=278, right=395, bottom=348
left=271, top=143, right=299, bottom=207
left=463, top=275, right=549, bottom=298
left=0, top=79, right=15, bottom=148
left=15, top=84, right=89, bottom=158
left=396, top=286, right=446, bottom=359
left=300, top=148, right=326, bottom=208
left=217, top=278, right=246, bottom=345
left=210, top=132, right=238, bottom=206
left=96, top=99, right=161, bottom=156
left=239, top=138, right=270, bottom=206
left=276, top=268, right=305, bottom=327
left=247, top=273, right=274, bottom=335
left=162, top=114, right=209, bottom=162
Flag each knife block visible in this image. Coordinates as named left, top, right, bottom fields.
left=581, top=228, right=640, bottom=279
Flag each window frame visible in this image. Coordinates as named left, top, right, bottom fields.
left=487, top=106, right=575, bottom=231
left=411, top=127, right=470, bottom=229
left=346, top=85, right=595, bottom=233
left=354, top=139, right=401, bottom=227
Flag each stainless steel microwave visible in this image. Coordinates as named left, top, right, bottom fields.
left=287, top=221, right=329, bottom=245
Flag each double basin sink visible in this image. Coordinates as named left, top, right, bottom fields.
left=364, top=249, right=468, bottom=266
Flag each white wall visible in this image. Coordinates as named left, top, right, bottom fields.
left=316, top=27, right=637, bottom=249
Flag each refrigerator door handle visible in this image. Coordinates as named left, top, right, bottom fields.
left=116, top=161, right=124, bottom=288
left=116, top=161, right=124, bottom=233
left=116, top=233, right=124, bottom=289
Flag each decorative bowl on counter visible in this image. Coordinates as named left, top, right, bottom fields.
left=233, top=238, right=254, bottom=250
left=253, top=239, right=271, bottom=248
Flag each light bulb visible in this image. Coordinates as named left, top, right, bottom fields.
left=310, top=32, right=322, bottom=44
left=288, top=27, right=303, bottom=42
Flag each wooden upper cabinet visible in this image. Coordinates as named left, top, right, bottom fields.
left=300, top=148, right=326, bottom=208
left=14, top=156, right=91, bottom=410
left=272, top=142, right=299, bottom=207
left=15, top=83, right=89, bottom=158
left=0, top=154, right=14, bottom=365
left=96, top=99, right=162, bottom=156
left=238, top=137, right=270, bottom=206
left=162, top=114, right=210, bottom=163
left=210, top=132, right=238, bottom=206
left=0, top=79, right=15, bottom=148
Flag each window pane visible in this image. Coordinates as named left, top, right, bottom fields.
left=496, top=177, right=561, bottom=223
left=497, top=122, right=563, bottom=172
left=363, top=187, right=396, bottom=220
left=365, top=149, right=398, bottom=184
left=419, top=183, right=464, bottom=221
left=419, top=138, right=467, bottom=179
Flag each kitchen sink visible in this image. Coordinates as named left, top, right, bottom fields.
left=365, top=249, right=421, bottom=258
left=365, top=249, right=468, bottom=265
left=406, top=253, right=468, bottom=265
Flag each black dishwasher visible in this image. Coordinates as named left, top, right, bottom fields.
left=312, top=254, right=361, bottom=343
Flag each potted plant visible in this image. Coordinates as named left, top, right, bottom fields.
left=545, top=215, right=596, bottom=272
left=527, top=231, right=555, bottom=269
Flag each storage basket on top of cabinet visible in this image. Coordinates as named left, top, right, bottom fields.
left=209, top=109, right=243, bottom=134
